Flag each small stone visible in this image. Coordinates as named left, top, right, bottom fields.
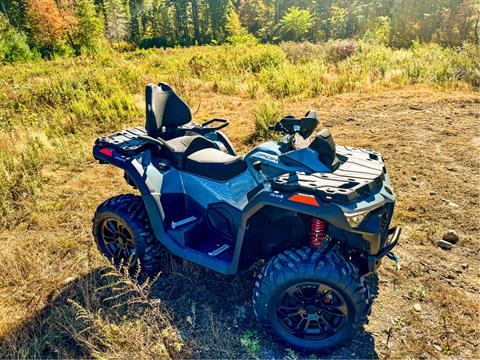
left=411, top=175, right=417, bottom=181
left=413, top=303, right=422, bottom=312
left=429, top=191, right=437, bottom=195
left=448, top=202, right=459, bottom=208
left=461, top=263, right=468, bottom=270
left=63, top=276, right=76, bottom=284
left=437, top=240, right=453, bottom=250
left=433, top=344, right=442, bottom=352
left=447, top=166, right=456, bottom=172
left=443, top=230, right=459, bottom=244
left=409, top=105, right=424, bottom=111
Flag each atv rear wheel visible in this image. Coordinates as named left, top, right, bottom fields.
left=253, top=247, right=370, bottom=353
left=92, top=194, right=163, bottom=275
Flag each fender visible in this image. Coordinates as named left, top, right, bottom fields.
left=93, top=146, right=166, bottom=239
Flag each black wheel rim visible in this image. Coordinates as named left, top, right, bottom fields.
left=100, top=218, right=136, bottom=260
left=277, top=282, right=348, bottom=340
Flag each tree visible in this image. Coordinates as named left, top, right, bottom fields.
left=127, top=0, right=144, bottom=44
left=103, top=0, right=129, bottom=43
left=24, top=0, right=75, bottom=54
left=278, top=6, right=315, bottom=41
left=208, top=0, right=231, bottom=41
left=191, top=0, right=202, bottom=44
left=74, top=0, right=104, bottom=53
left=225, top=8, right=258, bottom=43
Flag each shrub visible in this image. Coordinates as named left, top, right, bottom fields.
left=259, top=63, right=310, bottom=98
left=188, top=53, right=210, bottom=77
left=240, top=45, right=285, bottom=73
left=227, top=33, right=259, bottom=45
left=325, top=39, right=358, bottom=63
left=251, top=98, right=283, bottom=141
left=279, top=41, right=325, bottom=64
left=0, top=15, right=35, bottom=63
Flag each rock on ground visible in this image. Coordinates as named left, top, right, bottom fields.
left=437, top=240, right=453, bottom=250
left=443, top=230, right=459, bottom=244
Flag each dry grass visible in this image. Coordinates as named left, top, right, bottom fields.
left=0, top=44, right=479, bottom=358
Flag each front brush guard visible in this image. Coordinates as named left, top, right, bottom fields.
left=367, top=227, right=401, bottom=273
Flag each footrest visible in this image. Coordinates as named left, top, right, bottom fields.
left=208, top=244, right=230, bottom=257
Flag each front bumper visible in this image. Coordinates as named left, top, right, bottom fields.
left=367, top=226, right=401, bottom=272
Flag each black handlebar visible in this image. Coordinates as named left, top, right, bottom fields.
left=270, top=112, right=319, bottom=139
left=201, top=118, right=229, bottom=131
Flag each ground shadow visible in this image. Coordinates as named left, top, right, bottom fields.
left=0, top=256, right=380, bottom=359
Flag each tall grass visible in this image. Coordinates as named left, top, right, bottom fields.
left=0, top=261, right=184, bottom=358
left=0, top=136, right=43, bottom=227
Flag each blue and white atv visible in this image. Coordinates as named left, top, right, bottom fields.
left=92, top=82, right=400, bottom=352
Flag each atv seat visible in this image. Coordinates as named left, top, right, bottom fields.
left=145, top=83, right=246, bottom=180
left=184, top=148, right=247, bottom=181
left=162, top=134, right=216, bottom=167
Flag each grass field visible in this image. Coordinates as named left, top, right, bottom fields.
left=0, top=43, right=479, bottom=359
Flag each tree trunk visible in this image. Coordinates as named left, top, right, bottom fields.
left=475, top=10, right=479, bottom=47
left=1, top=1, right=9, bottom=23
left=191, top=0, right=201, bottom=44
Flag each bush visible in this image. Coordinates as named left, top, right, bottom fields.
left=138, top=37, right=170, bottom=49
left=240, top=45, right=285, bottom=73
left=227, top=33, right=259, bottom=45
left=251, top=98, right=283, bottom=141
left=325, top=39, right=358, bottom=63
left=279, top=41, right=325, bottom=64
left=0, top=16, right=35, bottom=63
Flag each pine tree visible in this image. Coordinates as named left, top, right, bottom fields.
left=208, top=0, right=231, bottom=41
left=103, top=0, right=129, bottom=43
left=74, top=0, right=104, bottom=53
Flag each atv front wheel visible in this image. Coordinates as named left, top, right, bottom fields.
left=253, top=247, right=370, bottom=353
left=92, top=194, right=163, bottom=275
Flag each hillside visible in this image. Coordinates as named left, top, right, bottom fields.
left=0, top=44, right=479, bottom=358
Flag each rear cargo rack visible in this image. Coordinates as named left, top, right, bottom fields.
left=95, top=126, right=149, bottom=155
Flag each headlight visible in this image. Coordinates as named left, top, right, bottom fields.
left=345, top=212, right=368, bottom=228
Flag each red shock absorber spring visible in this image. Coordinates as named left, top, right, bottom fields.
left=310, top=217, right=327, bottom=248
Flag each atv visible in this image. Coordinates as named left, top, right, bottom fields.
left=92, top=82, right=400, bottom=353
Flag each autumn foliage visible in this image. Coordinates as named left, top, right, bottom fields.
left=24, top=0, right=76, bottom=48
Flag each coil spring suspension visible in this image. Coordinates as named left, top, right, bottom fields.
left=310, top=217, right=327, bottom=248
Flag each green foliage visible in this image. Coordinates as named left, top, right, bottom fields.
left=240, top=330, right=261, bottom=356
left=251, top=98, right=283, bottom=141
left=278, top=6, right=315, bottom=42
left=73, top=0, right=105, bottom=55
left=240, top=45, right=285, bottom=73
left=328, top=5, right=349, bottom=39
left=0, top=41, right=478, bottom=228
left=0, top=14, right=34, bottom=63
left=225, top=9, right=258, bottom=45
left=2, top=0, right=480, bottom=59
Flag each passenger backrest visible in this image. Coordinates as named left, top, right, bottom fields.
left=145, top=83, right=192, bottom=136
